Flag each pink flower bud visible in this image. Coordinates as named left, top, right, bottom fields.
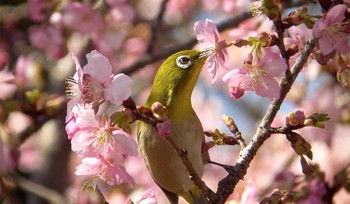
left=151, top=102, right=168, bottom=121
left=286, top=110, right=305, bottom=126
left=156, top=120, right=171, bottom=137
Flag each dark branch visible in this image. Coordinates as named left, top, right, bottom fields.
left=211, top=38, right=316, bottom=203
left=119, top=12, right=252, bottom=75
left=146, top=0, right=170, bottom=54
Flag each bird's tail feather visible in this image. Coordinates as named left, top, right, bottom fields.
left=189, top=190, right=208, bottom=204
left=180, top=187, right=208, bottom=204
left=158, top=184, right=179, bottom=204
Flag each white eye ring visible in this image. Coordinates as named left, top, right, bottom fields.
left=176, top=55, right=192, bottom=69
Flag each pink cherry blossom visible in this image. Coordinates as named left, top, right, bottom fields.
left=92, top=29, right=124, bottom=57
left=0, top=69, right=17, bottom=100
left=82, top=50, right=133, bottom=105
left=75, top=156, right=135, bottom=186
left=155, top=120, right=171, bottom=137
left=313, top=4, right=350, bottom=55
left=108, top=4, right=135, bottom=23
left=0, top=138, right=15, bottom=174
left=132, top=189, right=157, bottom=204
left=65, top=50, right=133, bottom=121
left=223, top=50, right=287, bottom=100
left=68, top=104, right=138, bottom=163
left=28, top=25, right=66, bottom=58
left=285, top=24, right=312, bottom=65
left=65, top=54, right=84, bottom=121
left=65, top=116, right=79, bottom=140
left=15, top=55, right=43, bottom=90
left=28, top=0, right=50, bottom=22
left=194, top=19, right=232, bottom=83
left=61, top=2, right=104, bottom=35
left=297, top=179, right=326, bottom=204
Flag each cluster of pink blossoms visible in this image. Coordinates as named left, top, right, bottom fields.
left=194, top=19, right=232, bottom=84
left=65, top=50, right=138, bottom=186
left=194, top=19, right=286, bottom=100
left=194, top=3, right=349, bottom=101
left=312, top=4, right=350, bottom=56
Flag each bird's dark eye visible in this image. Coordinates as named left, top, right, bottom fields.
left=176, top=55, right=192, bottom=69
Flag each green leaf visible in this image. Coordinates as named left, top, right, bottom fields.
left=110, top=111, right=132, bottom=133
left=25, top=89, right=40, bottom=105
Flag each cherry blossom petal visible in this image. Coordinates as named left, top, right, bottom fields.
left=0, top=69, right=17, bottom=100
left=318, top=36, right=334, bottom=55
left=135, top=189, right=157, bottom=204
left=105, top=164, right=135, bottom=186
left=84, top=50, right=112, bottom=84
left=65, top=116, right=79, bottom=140
left=194, top=19, right=219, bottom=47
left=262, top=52, right=287, bottom=76
left=71, top=131, right=95, bottom=154
left=324, top=4, right=347, bottom=24
left=104, top=73, right=133, bottom=105
left=75, top=157, right=102, bottom=175
left=112, top=130, right=138, bottom=156
left=263, top=76, right=280, bottom=100
left=72, top=104, right=99, bottom=130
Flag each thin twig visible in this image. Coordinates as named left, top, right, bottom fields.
left=146, top=0, right=170, bottom=54
left=223, top=115, right=246, bottom=148
left=165, top=137, right=216, bottom=200
left=211, top=38, right=316, bottom=203
left=14, top=175, right=68, bottom=204
left=118, top=0, right=304, bottom=76
left=118, top=12, right=252, bottom=75
left=123, top=98, right=215, bottom=200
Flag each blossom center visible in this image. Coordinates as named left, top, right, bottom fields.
left=248, top=65, right=266, bottom=84
left=83, top=75, right=104, bottom=103
left=324, top=22, right=348, bottom=40
left=95, top=128, right=115, bottom=146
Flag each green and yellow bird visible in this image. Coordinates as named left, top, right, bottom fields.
left=137, top=50, right=211, bottom=204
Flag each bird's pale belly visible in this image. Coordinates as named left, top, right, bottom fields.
left=138, top=117, right=204, bottom=194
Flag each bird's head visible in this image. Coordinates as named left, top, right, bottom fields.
left=146, top=49, right=212, bottom=108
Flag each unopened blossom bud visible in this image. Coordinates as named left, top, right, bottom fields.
left=283, top=7, right=308, bottom=27
left=303, top=113, right=330, bottom=128
left=223, top=114, right=238, bottom=133
left=286, top=44, right=299, bottom=57
left=201, top=141, right=215, bottom=153
left=303, top=118, right=315, bottom=127
left=242, top=53, right=253, bottom=65
left=337, top=68, right=350, bottom=87
left=286, top=110, right=305, bottom=127
left=259, top=32, right=276, bottom=47
left=233, top=39, right=248, bottom=47
left=156, top=120, right=171, bottom=137
left=336, top=56, right=350, bottom=87
left=228, top=85, right=245, bottom=99
left=151, top=102, right=168, bottom=121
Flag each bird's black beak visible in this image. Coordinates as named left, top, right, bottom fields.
left=199, top=48, right=213, bottom=59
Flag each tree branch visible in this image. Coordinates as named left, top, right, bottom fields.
left=146, top=0, right=170, bottom=54
left=119, top=11, right=252, bottom=75
left=211, top=38, right=316, bottom=203
left=13, top=175, right=68, bottom=204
